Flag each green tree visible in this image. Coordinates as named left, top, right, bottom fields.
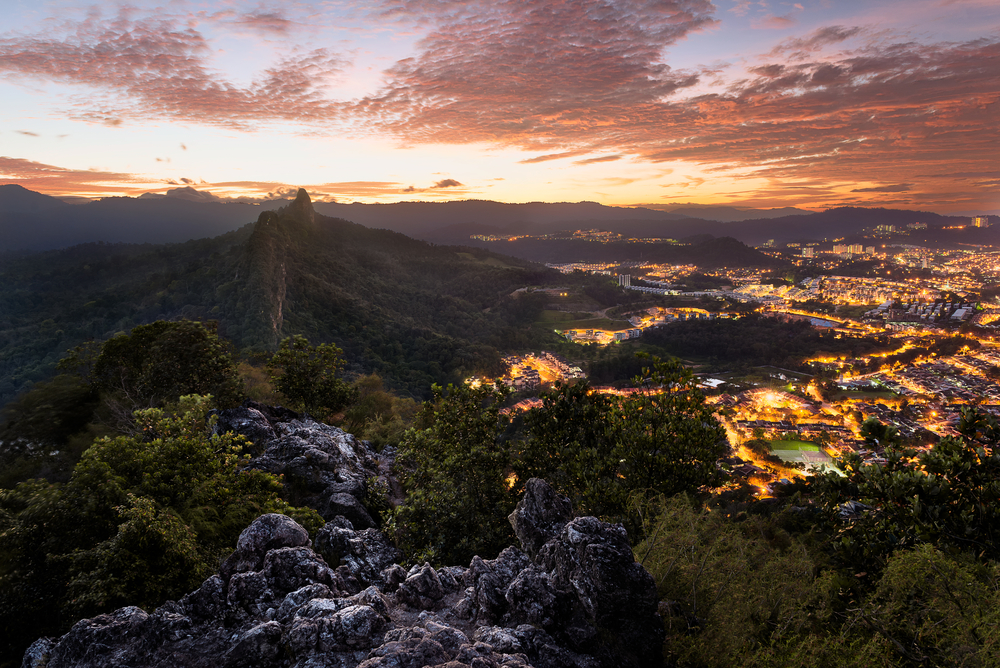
left=0, top=374, right=99, bottom=487
left=90, top=320, right=244, bottom=425
left=618, top=356, right=728, bottom=501
left=0, top=396, right=320, bottom=666
left=388, top=382, right=516, bottom=565
left=808, top=408, right=1000, bottom=569
left=519, top=355, right=728, bottom=532
left=340, top=374, right=419, bottom=449
left=859, top=417, right=900, bottom=448
left=267, top=335, right=356, bottom=417
left=518, top=381, right=619, bottom=516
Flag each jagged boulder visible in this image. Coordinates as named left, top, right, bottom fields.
left=221, top=512, right=311, bottom=577
left=533, top=516, right=663, bottom=666
left=463, top=479, right=663, bottom=667
left=26, top=479, right=663, bottom=668
left=211, top=401, right=300, bottom=454
left=250, top=418, right=379, bottom=527
left=313, top=516, right=403, bottom=588
left=213, top=404, right=385, bottom=528
left=507, top=478, right=573, bottom=559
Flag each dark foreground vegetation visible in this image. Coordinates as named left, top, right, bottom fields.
left=3, top=315, right=1000, bottom=667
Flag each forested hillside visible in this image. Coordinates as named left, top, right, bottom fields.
left=0, top=190, right=560, bottom=404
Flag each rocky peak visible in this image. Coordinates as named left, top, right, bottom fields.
left=287, top=188, right=315, bottom=226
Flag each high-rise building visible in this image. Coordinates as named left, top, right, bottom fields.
left=865, top=246, right=876, bottom=255
left=801, top=247, right=814, bottom=258
left=618, top=274, right=631, bottom=287
left=972, top=216, right=990, bottom=228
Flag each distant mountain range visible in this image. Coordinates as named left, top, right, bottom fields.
left=0, top=185, right=285, bottom=251
left=664, top=205, right=810, bottom=222
left=2, top=184, right=987, bottom=252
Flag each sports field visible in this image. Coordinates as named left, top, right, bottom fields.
left=769, top=440, right=820, bottom=451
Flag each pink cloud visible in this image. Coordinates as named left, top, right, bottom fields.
left=0, top=156, right=140, bottom=196
left=518, top=150, right=593, bottom=164
left=356, top=0, right=715, bottom=144
left=752, top=14, right=797, bottom=30
left=770, top=25, right=864, bottom=56
left=573, top=155, right=623, bottom=165
left=0, top=12, right=347, bottom=128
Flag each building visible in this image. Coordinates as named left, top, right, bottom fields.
left=801, top=247, right=814, bottom=258
left=972, top=216, right=990, bottom=228
left=618, top=274, right=631, bottom=287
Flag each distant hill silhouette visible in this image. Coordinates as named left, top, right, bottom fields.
left=0, top=185, right=978, bottom=251
left=462, top=235, right=785, bottom=267
left=0, top=185, right=286, bottom=251
left=666, top=205, right=809, bottom=222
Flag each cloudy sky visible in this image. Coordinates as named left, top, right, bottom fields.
left=1, top=0, right=997, bottom=213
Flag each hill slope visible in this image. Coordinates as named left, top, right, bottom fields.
left=0, top=190, right=559, bottom=402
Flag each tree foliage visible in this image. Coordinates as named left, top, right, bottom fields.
left=636, top=495, right=1000, bottom=668
left=391, top=355, right=729, bottom=565
left=388, top=382, right=516, bottom=565
left=266, top=335, right=356, bottom=417
left=91, top=320, right=244, bottom=417
left=807, top=408, right=1000, bottom=570
left=0, top=396, right=320, bottom=666
left=519, top=356, right=727, bottom=530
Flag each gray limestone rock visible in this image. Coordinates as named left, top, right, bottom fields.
left=314, top=521, right=403, bottom=588
left=326, top=493, right=376, bottom=529
left=28, top=478, right=664, bottom=668
left=221, top=513, right=311, bottom=579
left=397, top=563, right=447, bottom=610
left=21, top=638, right=54, bottom=668
left=507, top=478, right=573, bottom=560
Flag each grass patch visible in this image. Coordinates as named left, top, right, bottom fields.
left=769, top=440, right=820, bottom=451
left=537, top=310, right=576, bottom=324
left=455, top=252, right=518, bottom=268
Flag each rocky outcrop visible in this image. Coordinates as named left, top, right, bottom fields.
left=213, top=402, right=385, bottom=528
left=212, top=401, right=301, bottom=455
left=25, top=480, right=663, bottom=668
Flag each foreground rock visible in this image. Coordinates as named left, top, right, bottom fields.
left=25, top=480, right=663, bottom=668
left=213, top=401, right=384, bottom=528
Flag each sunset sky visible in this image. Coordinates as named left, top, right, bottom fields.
left=1, top=0, right=997, bottom=213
